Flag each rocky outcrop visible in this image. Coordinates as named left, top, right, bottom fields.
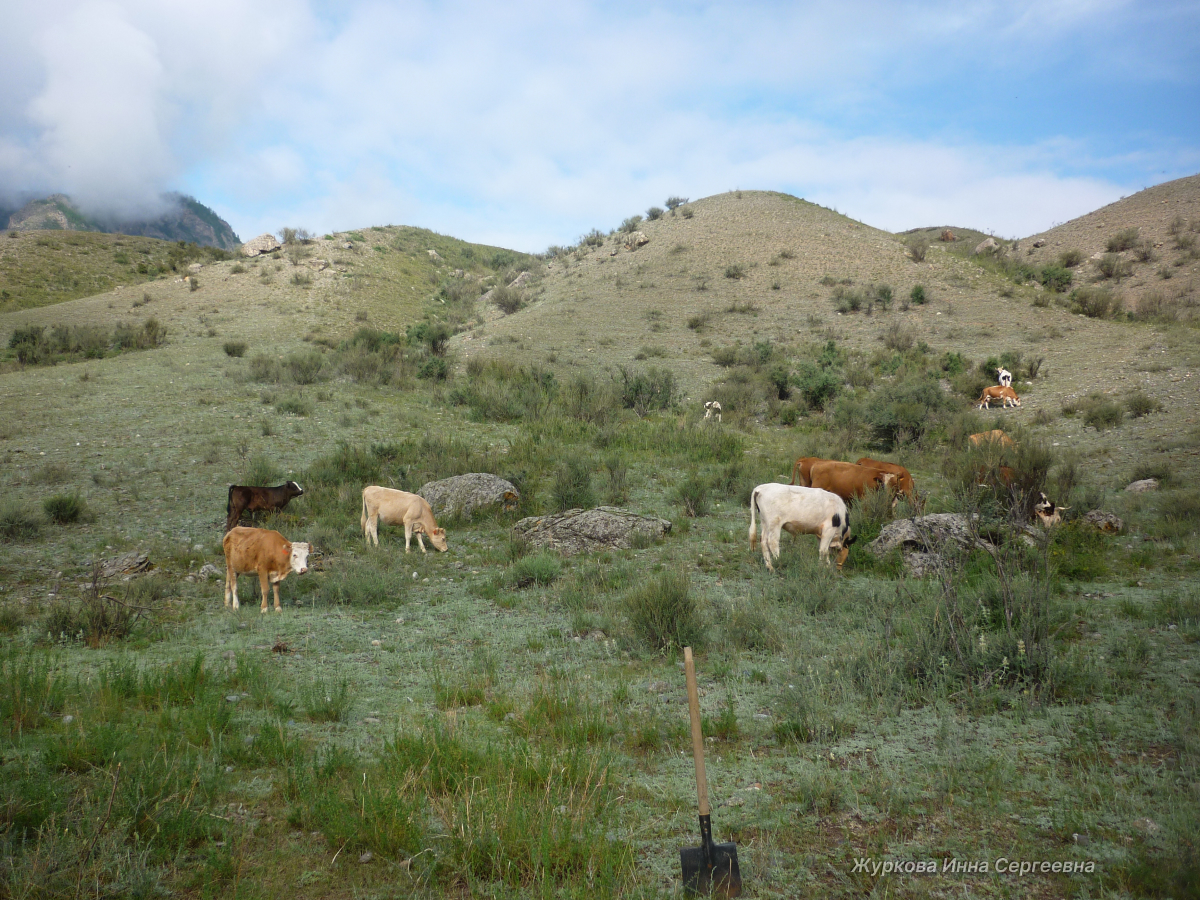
left=623, top=231, right=650, bottom=251
left=241, top=233, right=282, bottom=257
left=1083, top=510, right=1124, bottom=533
left=1125, top=478, right=1159, bottom=493
left=508, top=271, right=530, bottom=289
left=939, top=229, right=956, bottom=242
left=418, top=474, right=520, bottom=519
left=98, top=552, right=151, bottom=580
left=868, top=513, right=993, bottom=577
left=973, top=237, right=999, bottom=255
left=512, top=507, right=671, bottom=555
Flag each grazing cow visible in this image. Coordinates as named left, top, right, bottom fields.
left=222, top=526, right=310, bottom=613
left=703, top=401, right=722, bottom=422
left=808, top=461, right=895, bottom=504
left=788, top=456, right=831, bottom=487
left=969, top=429, right=1016, bottom=449
left=748, top=483, right=854, bottom=571
left=976, top=464, right=1018, bottom=488
left=361, top=486, right=448, bottom=552
left=855, top=457, right=918, bottom=505
left=976, top=386, right=1020, bottom=409
left=997, top=367, right=1013, bottom=388
left=1033, top=492, right=1069, bottom=527
left=226, top=481, right=304, bottom=533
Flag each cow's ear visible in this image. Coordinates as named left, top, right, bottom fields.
left=434, top=528, right=445, bottom=536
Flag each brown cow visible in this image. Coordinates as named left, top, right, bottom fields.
left=788, top=456, right=831, bottom=487
left=976, top=386, right=1020, bottom=409
left=361, top=486, right=448, bottom=552
left=856, top=457, right=918, bottom=504
left=808, top=461, right=895, bottom=503
left=226, top=481, right=304, bottom=533
left=969, top=429, right=1016, bottom=449
left=222, top=526, right=310, bottom=613
left=975, top=464, right=1018, bottom=488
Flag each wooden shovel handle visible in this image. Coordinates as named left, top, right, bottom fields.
left=684, top=646, right=709, bottom=817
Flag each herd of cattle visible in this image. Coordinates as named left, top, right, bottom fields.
left=221, top=369, right=1044, bottom=609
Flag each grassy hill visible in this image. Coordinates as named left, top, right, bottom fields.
left=0, top=187, right=1198, bottom=898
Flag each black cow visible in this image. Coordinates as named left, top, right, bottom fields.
left=226, top=481, right=304, bottom=533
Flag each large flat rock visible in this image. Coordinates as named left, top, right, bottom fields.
left=512, top=507, right=671, bottom=555
left=418, top=473, right=520, bottom=519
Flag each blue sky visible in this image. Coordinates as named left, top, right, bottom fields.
left=1, top=0, right=1197, bottom=251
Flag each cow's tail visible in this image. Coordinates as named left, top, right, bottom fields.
left=789, top=459, right=799, bottom=486
left=748, top=487, right=760, bottom=549
left=360, top=491, right=368, bottom=537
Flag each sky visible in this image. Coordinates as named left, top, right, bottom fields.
left=1, top=0, right=1198, bottom=252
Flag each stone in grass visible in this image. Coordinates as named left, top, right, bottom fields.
left=868, top=513, right=993, bottom=578
left=418, top=473, right=520, bottom=519
left=512, top=507, right=671, bottom=556
left=1125, top=478, right=1159, bottom=493
left=1083, top=510, right=1124, bottom=533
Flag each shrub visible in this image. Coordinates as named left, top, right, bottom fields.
left=724, top=264, right=746, bottom=280
left=863, top=375, right=950, bottom=448
left=1039, top=265, right=1072, bottom=292
left=1133, top=240, right=1156, bottom=263
left=665, top=196, right=688, bottom=211
left=223, top=341, right=247, bottom=358
left=940, top=351, right=967, bottom=375
left=620, top=215, right=643, bottom=234
left=687, top=313, right=710, bottom=331
left=249, top=353, right=283, bottom=382
left=1095, top=253, right=1132, bottom=281
left=882, top=322, right=915, bottom=352
left=0, top=500, right=42, bottom=540
left=43, top=492, right=87, bottom=524
left=907, top=235, right=929, bottom=262
left=507, top=552, right=563, bottom=588
left=552, top=459, right=595, bottom=512
left=616, top=366, right=675, bottom=414
left=488, top=285, right=522, bottom=314
left=302, top=678, right=352, bottom=723
left=284, top=350, right=324, bottom=384
left=245, top=453, right=283, bottom=486
left=1125, top=391, right=1162, bottom=418
left=1082, top=396, right=1123, bottom=430
left=1069, top=286, right=1122, bottom=318
left=1059, top=249, right=1084, bottom=268
left=674, top=471, right=710, bottom=517
left=1106, top=227, right=1139, bottom=252
left=873, top=284, right=893, bottom=310
left=418, top=356, right=449, bottom=381
left=407, top=321, right=452, bottom=356
left=624, top=569, right=704, bottom=652
left=681, top=206, right=694, bottom=219
left=290, top=271, right=312, bottom=287
left=646, top=206, right=664, bottom=221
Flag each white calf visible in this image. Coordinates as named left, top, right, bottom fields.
left=748, top=483, right=853, bottom=572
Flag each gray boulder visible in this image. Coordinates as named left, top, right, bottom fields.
left=508, top=271, right=531, bottom=289
left=1083, top=510, right=1124, bottom=533
left=869, top=513, right=993, bottom=577
left=973, top=237, right=999, bottom=255
left=417, top=473, right=520, bottom=519
left=241, top=233, right=281, bottom=257
left=1125, top=478, right=1159, bottom=493
left=623, top=231, right=650, bottom=251
left=512, top=507, right=671, bottom=556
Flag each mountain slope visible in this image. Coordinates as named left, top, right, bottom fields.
left=5, top=193, right=240, bottom=250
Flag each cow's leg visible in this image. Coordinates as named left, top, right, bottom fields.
left=272, top=581, right=282, bottom=613
left=762, top=524, right=778, bottom=572
left=258, top=571, right=271, bottom=613
left=224, top=568, right=238, bottom=610
left=818, top=529, right=834, bottom=566
left=403, top=521, right=412, bottom=552
left=367, top=514, right=379, bottom=547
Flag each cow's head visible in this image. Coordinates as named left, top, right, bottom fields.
left=286, top=481, right=305, bottom=497
left=835, top=532, right=855, bottom=569
left=428, top=527, right=449, bottom=552
left=290, top=541, right=311, bottom=574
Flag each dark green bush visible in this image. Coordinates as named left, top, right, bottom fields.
left=418, top=356, right=449, bottom=381
left=1039, top=265, right=1072, bottom=292
left=624, top=569, right=704, bottom=652
left=724, top=264, right=746, bottom=280
left=284, top=349, right=324, bottom=384
left=406, top=321, right=451, bottom=355
left=620, top=215, right=643, bottom=234
left=1059, top=249, right=1084, bottom=268
left=1069, top=285, right=1122, bottom=318
left=1125, top=391, right=1162, bottom=418
left=248, top=353, right=283, bottom=382
left=223, top=341, right=247, bottom=358
left=491, top=285, right=523, bottom=314
left=507, top=552, right=563, bottom=588
left=910, top=284, right=928, bottom=305
left=863, top=375, right=951, bottom=448
left=1083, top=397, right=1123, bottom=430
left=43, top=492, right=87, bottom=525
left=617, top=366, right=675, bottom=414
left=646, top=206, right=664, bottom=221
left=1095, top=254, right=1132, bottom=281
left=0, top=500, right=42, bottom=540
left=1106, top=227, right=1139, bottom=252
left=674, top=471, right=710, bottom=517
left=552, top=460, right=595, bottom=512
left=907, top=235, right=929, bottom=262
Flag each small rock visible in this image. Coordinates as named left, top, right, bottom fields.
left=62, top=715, right=74, bottom=724
left=1133, top=817, right=1160, bottom=835
left=225, top=765, right=234, bottom=773
left=226, top=695, right=241, bottom=703
left=359, top=850, right=373, bottom=863
left=1083, top=510, right=1124, bottom=533
left=1033, top=239, right=1046, bottom=248
left=363, top=717, right=381, bottom=724
left=371, top=639, right=382, bottom=646
left=1125, top=478, right=1159, bottom=493
left=1072, top=833, right=1090, bottom=845
left=647, top=681, right=669, bottom=694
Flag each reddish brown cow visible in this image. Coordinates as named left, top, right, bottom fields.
left=969, top=429, right=1016, bottom=449
left=222, top=526, right=311, bottom=613
left=789, top=456, right=831, bottom=487
left=975, top=464, right=1018, bottom=488
left=856, top=457, right=918, bottom=504
left=808, top=461, right=895, bottom=503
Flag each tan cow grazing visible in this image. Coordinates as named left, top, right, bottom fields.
left=788, top=456, right=831, bottom=487
left=969, top=429, right=1016, bottom=449
left=808, top=461, right=895, bottom=504
left=976, top=386, right=1020, bottom=409
left=361, top=486, right=448, bottom=552
left=749, top=483, right=854, bottom=571
left=855, top=458, right=918, bottom=505
left=222, top=526, right=311, bottom=613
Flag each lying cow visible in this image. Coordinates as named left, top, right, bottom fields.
left=222, top=526, right=310, bottom=613
left=748, top=483, right=854, bottom=571
left=856, top=457, right=918, bottom=505
left=1034, top=492, right=1069, bottom=527
left=226, top=481, right=304, bottom=533
left=808, top=461, right=895, bottom=504
left=969, top=429, right=1016, bottom=449
left=976, top=386, right=1020, bottom=409
left=788, top=456, right=829, bottom=487
left=361, top=486, right=448, bottom=552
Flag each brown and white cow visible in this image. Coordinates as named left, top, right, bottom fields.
left=361, top=486, right=448, bottom=552
left=225, top=481, right=304, bottom=533
left=856, top=457, right=918, bottom=505
left=807, top=461, right=895, bottom=504
left=222, top=526, right=310, bottom=613
left=969, top=429, right=1016, bottom=449
left=788, top=456, right=831, bottom=487
left=748, top=483, right=854, bottom=571
left=976, top=386, right=1021, bottom=409
left=1033, top=492, right=1069, bottom=527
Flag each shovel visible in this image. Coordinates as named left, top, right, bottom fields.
left=680, top=646, right=742, bottom=897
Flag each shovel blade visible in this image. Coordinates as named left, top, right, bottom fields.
left=680, top=841, right=742, bottom=897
